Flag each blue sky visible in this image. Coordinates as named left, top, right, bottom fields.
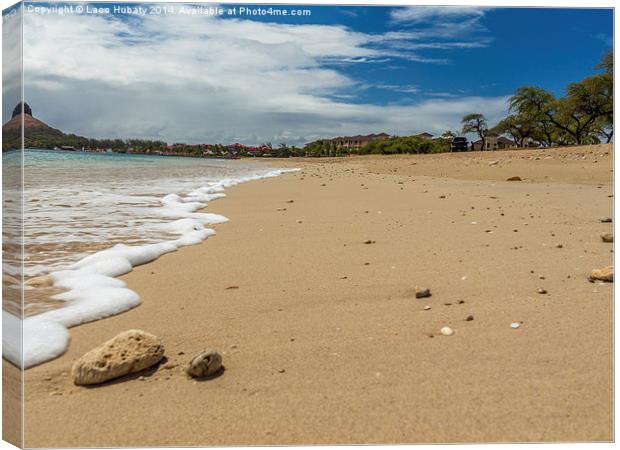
left=2, top=3, right=613, bottom=144
left=241, top=5, right=613, bottom=104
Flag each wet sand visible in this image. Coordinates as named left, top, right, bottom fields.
left=9, top=144, right=614, bottom=446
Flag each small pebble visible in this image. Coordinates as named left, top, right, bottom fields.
left=440, top=326, right=454, bottom=336
left=510, top=322, right=521, bottom=329
left=423, top=305, right=431, bottom=311
left=465, top=315, right=474, bottom=321
left=185, top=350, right=223, bottom=378
left=600, top=217, right=612, bottom=223
left=537, top=287, right=547, bottom=294
left=601, top=233, right=613, bottom=243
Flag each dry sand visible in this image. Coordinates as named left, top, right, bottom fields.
left=6, top=144, right=614, bottom=446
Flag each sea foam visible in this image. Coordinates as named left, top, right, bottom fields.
left=4, top=165, right=297, bottom=368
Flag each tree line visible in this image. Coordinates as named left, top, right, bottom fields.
left=7, top=50, right=611, bottom=156
left=461, top=50, right=612, bottom=150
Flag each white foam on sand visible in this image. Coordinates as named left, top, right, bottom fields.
left=4, top=168, right=297, bottom=368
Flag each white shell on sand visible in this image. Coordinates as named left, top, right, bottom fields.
left=72, top=330, right=165, bottom=385
left=440, top=326, right=454, bottom=336
left=510, top=322, right=521, bottom=329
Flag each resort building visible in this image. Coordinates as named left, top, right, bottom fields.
left=472, top=136, right=517, bottom=151
left=325, top=133, right=390, bottom=150
left=416, top=132, right=434, bottom=140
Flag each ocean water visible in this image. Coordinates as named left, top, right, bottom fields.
left=2, top=149, right=295, bottom=368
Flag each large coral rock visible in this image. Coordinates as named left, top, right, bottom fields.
left=72, top=330, right=164, bottom=385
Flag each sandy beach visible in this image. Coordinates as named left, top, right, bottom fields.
left=7, top=144, right=613, bottom=446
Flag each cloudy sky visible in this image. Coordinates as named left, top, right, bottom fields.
left=2, top=3, right=613, bottom=145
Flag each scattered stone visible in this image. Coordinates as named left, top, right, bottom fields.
left=510, top=322, right=521, bottom=329
left=440, top=326, right=454, bottom=336
left=601, top=233, right=613, bottom=243
left=439, top=195, right=446, bottom=199
left=537, top=287, right=547, bottom=294
left=296, top=219, right=303, bottom=224
left=226, top=285, right=239, bottom=290
left=415, top=288, right=431, bottom=299
left=276, top=208, right=287, bottom=211
left=458, top=300, right=465, bottom=304
left=600, top=217, right=612, bottom=223
left=465, top=315, right=474, bottom=321
left=185, top=350, right=223, bottom=378
left=489, top=160, right=499, bottom=166
left=286, top=200, right=294, bottom=203
left=588, top=266, right=614, bottom=283
left=72, top=330, right=165, bottom=386
left=555, top=243, right=563, bottom=248
left=423, top=305, right=431, bottom=311
left=506, top=176, right=522, bottom=181
left=278, top=369, right=286, bottom=373
left=364, top=240, right=376, bottom=245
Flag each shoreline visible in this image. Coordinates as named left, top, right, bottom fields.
left=9, top=144, right=614, bottom=445
left=6, top=162, right=297, bottom=369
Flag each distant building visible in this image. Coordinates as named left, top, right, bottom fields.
left=472, top=136, right=516, bottom=151
left=324, top=133, right=390, bottom=150
left=416, top=132, right=434, bottom=140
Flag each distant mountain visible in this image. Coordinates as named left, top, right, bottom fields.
left=3, top=103, right=79, bottom=151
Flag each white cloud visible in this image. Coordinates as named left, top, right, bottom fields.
left=18, top=6, right=508, bottom=145
left=390, top=6, right=488, bottom=24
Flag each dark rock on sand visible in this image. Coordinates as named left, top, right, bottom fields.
left=506, top=176, right=522, bottom=181
left=415, top=288, right=432, bottom=299
left=185, top=350, right=223, bottom=378
left=72, top=330, right=165, bottom=385
left=601, top=233, right=613, bottom=243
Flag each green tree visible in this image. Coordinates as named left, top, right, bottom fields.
left=440, top=130, right=456, bottom=140
left=461, top=113, right=488, bottom=150
left=492, top=114, right=536, bottom=147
